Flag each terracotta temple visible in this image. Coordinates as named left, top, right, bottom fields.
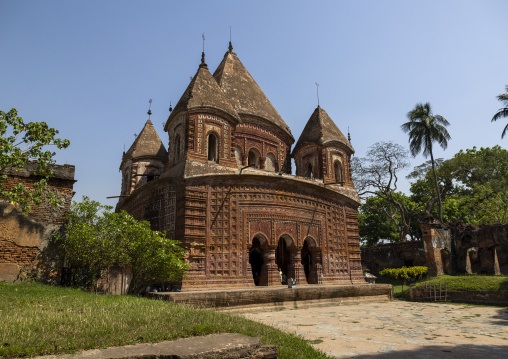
left=116, top=43, right=365, bottom=289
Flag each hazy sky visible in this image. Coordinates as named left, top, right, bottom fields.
left=2, top=1, right=507, bottom=206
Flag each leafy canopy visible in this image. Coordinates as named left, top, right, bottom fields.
left=409, top=146, right=508, bottom=225
left=0, top=108, right=70, bottom=212
left=58, top=197, right=188, bottom=294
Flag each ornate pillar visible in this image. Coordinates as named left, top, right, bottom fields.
left=241, top=154, right=248, bottom=167
left=259, top=157, right=266, bottom=170
left=288, top=248, right=305, bottom=284
left=309, top=249, right=323, bottom=284
left=245, top=249, right=255, bottom=286
left=260, top=246, right=280, bottom=286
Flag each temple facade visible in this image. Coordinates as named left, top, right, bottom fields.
left=116, top=43, right=365, bottom=289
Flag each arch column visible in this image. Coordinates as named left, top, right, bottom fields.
left=259, top=246, right=280, bottom=286
left=288, top=248, right=305, bottom=284
left=308, top=249, right=323, bottom=284
left=259, top=157, right=266, bottom=170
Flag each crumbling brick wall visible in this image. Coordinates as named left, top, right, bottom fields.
left=361, top=241, right=426, bottom=275
left=0, top=163, right=75, bottom=282
left=420, top=216, right=508, bottom=276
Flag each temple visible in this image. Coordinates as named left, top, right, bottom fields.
left=116, top=43, right=365, bottom=289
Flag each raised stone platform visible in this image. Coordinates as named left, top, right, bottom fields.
left=148, top=284, right=392, bottom=311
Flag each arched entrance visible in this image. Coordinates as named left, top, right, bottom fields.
left=249, top=236, right=264, bottom=286
left=301, top=237, right=320, bottom=284
left=301, top=240, right=311, bottom=282
left=276, top=235, right=293, bottom=284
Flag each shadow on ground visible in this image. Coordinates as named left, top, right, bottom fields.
left=349, top=344, right=508, bottom=359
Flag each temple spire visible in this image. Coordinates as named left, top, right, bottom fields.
left=315, top=82, right=320, bottom=107
left=228, top=26, right=233, bottom=53
left=200, top=33, right=207, bottom=67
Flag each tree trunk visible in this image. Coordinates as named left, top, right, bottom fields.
left=429, top=146, right=443, bottom=223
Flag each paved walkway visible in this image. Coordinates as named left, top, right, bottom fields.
left=241, top=300, right=508, bottom=358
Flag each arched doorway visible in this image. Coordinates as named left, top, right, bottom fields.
left=275, top=235, right=292, bottom=284
left=301, top=240, right=311, bottom=283
left=249, top=237, right=264, bottom=286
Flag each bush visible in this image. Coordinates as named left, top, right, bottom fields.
left=57, top=196, right=188, bottom=293
left=379, top=266, right=428, bottom=282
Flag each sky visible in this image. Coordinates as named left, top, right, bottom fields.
left=1, top=0, right=507, bottom=206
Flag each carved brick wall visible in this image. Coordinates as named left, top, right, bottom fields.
left=117, top=175, right=365, bottom=289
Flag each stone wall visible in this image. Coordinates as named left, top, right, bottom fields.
left=420, top=217, right=508, bottom=276
left=0, top=163, right=75, bottom=282
left=361, top=241, right=426, bottom=275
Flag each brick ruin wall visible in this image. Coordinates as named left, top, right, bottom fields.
left=361, top=241, right=427, bottom=276
left=0, top=163, right=75, bottom=282
left=420, top=220, right=508, bottom=276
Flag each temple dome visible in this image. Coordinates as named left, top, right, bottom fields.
left=213, top=49, right=293, bottom=140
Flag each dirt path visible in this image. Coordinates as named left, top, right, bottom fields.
left=241, top=301, right=508, bottom=358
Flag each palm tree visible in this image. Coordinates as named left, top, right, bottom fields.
left=401, top=102, right=451, bottom=223
left=491, top=85, right=508, bottom=138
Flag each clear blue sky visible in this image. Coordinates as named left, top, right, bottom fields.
left=2, top=1, right=507, bottom=206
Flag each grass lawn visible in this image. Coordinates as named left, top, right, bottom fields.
left=377, top=274, right=508, bottom=300
left=0, top=282, right=330, bottom=359
left=414, top=274, right=508, bottom=292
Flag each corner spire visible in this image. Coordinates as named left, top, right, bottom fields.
left=200, top=33, right=207, bottom=68
left=147, top=99, right=152, bottom=120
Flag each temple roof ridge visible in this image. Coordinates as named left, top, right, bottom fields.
left=213, top=49, right=294, bottom=140
left=293, top=106, right=353, bottom=154
left=165, top=59, right=240, bottom=130
left=121, top=119, right=168, bottom=169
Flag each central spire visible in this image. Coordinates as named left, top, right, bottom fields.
left=200, top=33, right=207, bottom=68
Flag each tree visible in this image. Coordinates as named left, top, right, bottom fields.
left=358, top=193, right=421, bottom=247
left=58, top=197, right=188, bottom=294
left=401, top=102, right=450, bottom=223
left=0, top=108, right=70, bottom=212
left=491, top=85, right=508, bottom=138
left=352, top=141, right=423, bottom=243
left=409, top=146, right=508, bottom=225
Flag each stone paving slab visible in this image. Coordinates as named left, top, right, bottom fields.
left=34, top=333, right=270, bottom=359
left=241, top=300, right=508, bottom=358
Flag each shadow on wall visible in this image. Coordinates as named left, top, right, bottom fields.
left=0, top=200, right=65, bottom=283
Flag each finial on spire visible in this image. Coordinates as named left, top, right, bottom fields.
left=147, top=99, right=152, bottom=119
left=315, top=82, right=320, bottom=107
left=168, top=101, right=173, bottom=113
left=201, top=32, right=206, bottom=66
left=348, top=127, right=351, bottom=143
left=228, top=26, right=233, bottom=53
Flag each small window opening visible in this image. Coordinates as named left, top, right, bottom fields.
left=334, top=161, right=343, bottom=183
left=208, top=133, right=219, bottom=163
left=174, top=135, right=181, bottom=163
left=248, top=150, right=260, bottom=168
left=305, top=163, right=313, bottom=178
